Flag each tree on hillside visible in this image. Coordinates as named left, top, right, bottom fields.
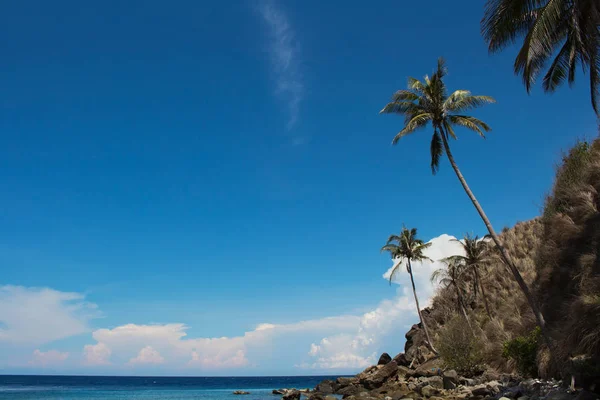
left=482, top=0, right=600, bottom=116
left=382, top=226, right=437, bottom=353
left=379, top=58, right=551, bottom=350
left=431, top=258, right=474, bottom=333
left=449, top=234, right=494, bottom=320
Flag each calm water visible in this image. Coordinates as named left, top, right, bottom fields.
left=0, top=375, right=342, bottom=400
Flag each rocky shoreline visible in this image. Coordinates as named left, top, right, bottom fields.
left=308, top=353, right=597, bottom=400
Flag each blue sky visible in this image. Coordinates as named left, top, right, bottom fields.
left=0, top=0, right=597, bottom=375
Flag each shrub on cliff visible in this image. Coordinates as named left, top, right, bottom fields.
left=502, top=327, right=541, bottom=377
left=437, top=315, right=484, bottom=376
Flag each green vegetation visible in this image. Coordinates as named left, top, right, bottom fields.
left=502, top=327, right=541, bottom=377
left=437, top=316, right=484, bottom=377
left=381, top=227, right=436, bottom=353
left=482, top=0, right=600, bottom=115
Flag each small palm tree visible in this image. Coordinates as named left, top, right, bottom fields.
left=382, top=226, right=437, bottom=353
left=451, top=234, right=494, bottom=320
left=481, top=0, right=600, bottom=115
left=431, top=258, right=474, bottom=333
left=380, top=58, right=550, bottom=347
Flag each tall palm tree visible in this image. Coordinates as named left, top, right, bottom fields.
left=450, top=234, right=494, bottom=320
left=431, top=258, right=474, bottom=333
left=481, top=0, right=600, bottom=115
left=380, top=58, right=550, bottom=348
left=382, top=226, right=437, bottom=353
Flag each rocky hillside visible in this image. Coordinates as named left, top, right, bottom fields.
left=308, top=138, right=600, bottom=400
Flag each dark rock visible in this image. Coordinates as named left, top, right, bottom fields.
left=337, top=377, right=359, bottom=388
left=308, top=394, right=325, bottom=400
left=283, top=390, right=302, bottom=400
left=233, top=391, right=250, bottom=395
left=339, top=385, right=365, bottom=398
left=394, top=353, right=410, bottom=367
left=443, top=370, right=458, bottom=383
left=315, top=381, right=337, bottom=395
left=472, top=384, right=492, bottom=397
left=378, top=353, right=393, bottom=365
left=360, top=361, right=399, bottom=390
left=325, top=396, right=337, bottom=400
left=273, top=390, right=286, bottom=395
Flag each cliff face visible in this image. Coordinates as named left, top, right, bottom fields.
left=416, top=138, right=600, bottom=380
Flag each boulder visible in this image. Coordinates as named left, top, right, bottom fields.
left=233, top=391, right=250, bottom=395
left=420, top=385, right=439, bottom=397
left=471, top=385, right=492, bottom=397
left=361, top=361, right=400, bottom=390
left=283, top=390, right=302, bottom=400
left=325, top=396, right=338, bottom=400
left=422, top=376, right=444, bottom=390
left=339, top=385, right=365, bottom=398
left=378, top=353, right=393, bottom=365
left=315, top=381, right=337, bottom=395
left=337, top=377, right=359, bottom=388
left=274, top=390, right=286, bottom=395
left=394, top=353, right=410, bottom=367
left=308, top=394, right=325, bottom=400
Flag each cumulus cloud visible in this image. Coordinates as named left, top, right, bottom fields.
left=304, top=234, right=463, bottom=370
left=0, top=285, right=98, bottom=345
left=82, top=315, right=360, bottom=371
left=83, top=342, right=112, bottom=366
left=258, top=0, right=303, bottom=130
left=129, top=346, right=164, bottom=365
left=29, top=349, right=69, bottom=367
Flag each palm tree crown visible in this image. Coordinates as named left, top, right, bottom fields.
left=482, top=0, right=600, bottom=115
left=381, top=226, right=437, bottom=353
left=447, top=234, right=494, bottom=319
left=380, top=58, right=495, bottom=174
left=382, top=226, right=432, bottom=280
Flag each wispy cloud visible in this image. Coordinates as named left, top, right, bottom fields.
left=257, top=0, right=304, bottom=130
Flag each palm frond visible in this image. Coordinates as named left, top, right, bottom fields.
left=514, top=0, right=569, bottom=91
left=445, top=92, right=496, bottom=112
left=430, top=130, right=444, bottom=175
left=542, top=36, right=578, bottom=91
left=448, top=115, right=492, bottom=137
left=392, top=113, right=431, bottom=145
left=481, top=0, right=542, bottom=53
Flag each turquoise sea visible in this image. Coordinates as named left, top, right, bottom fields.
left=0, top=375, right=341, bottom=400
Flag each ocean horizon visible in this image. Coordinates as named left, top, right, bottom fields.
left=0, top=374, right=345, bottom=400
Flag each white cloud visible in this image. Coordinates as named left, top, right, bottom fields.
left=258, top=0, right=303, bottom=129
left=0, top=285, right=98, bottom=345
left=82, top=315, right=360, bottom=371
left=129, top=346, right=164, bottom=365
left=83, top=342, right=112, bottom=366
left=29, top=349, right=69, bottom=367
left=304, top=234, right=463, bottom=370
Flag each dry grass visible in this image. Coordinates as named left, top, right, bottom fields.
left=424, top=138, right=600, bottom=380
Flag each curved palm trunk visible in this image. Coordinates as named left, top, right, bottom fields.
left=407, top=259, right=437, bottom=354
left=474, top=267, right=493, bottom=320
left=452, top=280, right=474, bottom=335
left=439, top=130, right=551, bottom=348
